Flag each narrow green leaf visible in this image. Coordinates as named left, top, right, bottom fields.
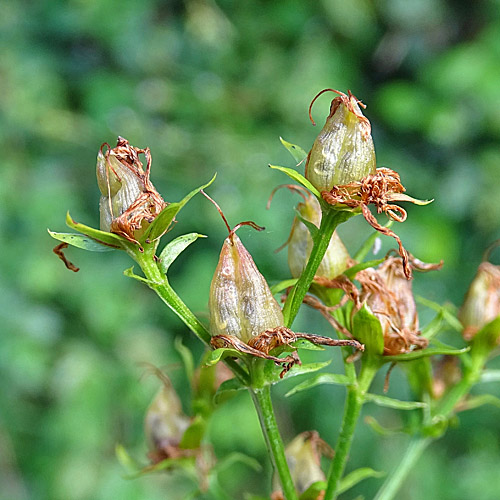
left=352, top=221, right=393, bottom=262
left=143, top=174, right=216, bottom=242
left=295, top=208, right=319, bottom=239
left=352, top=304, right=384, bottom=357
left=269, top=165, right=321, bottom=198
left=471, top=317, right=500, bottom=358
left=337, top=467, right=385, bottom=495
left=213, top=452, right=262, bottom=474
left=115, top=444, right=139, bottom=473
left=175, top=337, right=195, bottom=383
left=159, top=233, right=207, bottom=274
left=292, top=338, right=325, bottom=351
left=48, top=230, right=115, bottom=252
left=123, top=266, right=155, bottom=285
left=364, top=393, right=427, bottom=410
left=285, top=372, right=350, bottom=397
left=65, top=212, right=127, bottom=248
left=416, top=295, right=462, bottom=332
left=479, top=369, right=500, bottom=383
left=459, top=393, right=500, bottom=411
left=264, top=360, right=332, bottom=386
left=205, top=347, right=243, bottom=366
left=383, top=346, right=469, bottom=363
left=364, top=416, right=402, bottom=436
left=280, top=137, right=308, bottom=164
left=214, top=377, right=247, bottom=404
left=299, top=481, right=327, bottom=500
left=343, top=259, right=385, bottom=279
left=270, top=278, right=298, bottom=295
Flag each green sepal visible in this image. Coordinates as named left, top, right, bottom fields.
left=141, top=174, right=216, bottom=242
left=285, top=373, right=350, bottom=397
left=205, top=347, right=244, bottom=366
left=383, top=344, right=469, bottom=363
left=364, top=393, right=427, bottom=410
left=352, top=221, right=394, bottom=262
left=269, top=165, right=321, bottom=198
left=47, top=230, right=115, bottom=252
left=280, top=137, right=308, bottom=164
left=337, top=467, right=385, bottom=495
left=352, top=303, right=384, bottom=357
left=214, top=377, right=247, bottom=404
left=270, top=278, right=298, bottom=295
left=264, top=360, right=332, bottom=386
left=299, top=481, right=327, bottom=500
left=294, top=208, right=319, bottom=239
left=292, top=338, right=326, bottom=351
left=179, top=415, right=206, bottom=449
left=65, top=212, right=128, bottom=249
left=159, top=233, right=207, bottom=274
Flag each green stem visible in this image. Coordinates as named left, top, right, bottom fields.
left=324, top=362, right=377, bottom=500
left=133, top=246, right=249, bottom=384
left=373, top=436, right=432, bottom=500
left=283, top=209, right=353, bottom=328
left=250, top=386, right=298, bottom=500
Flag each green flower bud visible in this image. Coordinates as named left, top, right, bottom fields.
left=305, top=89, right=376, bottom=191
left=209, top=233, right=284, bottom=344
left=288, top=192, right=350, bottom=279
left=459, top=261, right=500, bottom=341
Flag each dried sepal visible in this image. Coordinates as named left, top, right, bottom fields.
left=97, top=137, right=167, bottom=243
left=305, top=89, right=376, bottom=191
left=52, top=242, right=79, bottom=272
left=322, top=167, right=432, bottom=279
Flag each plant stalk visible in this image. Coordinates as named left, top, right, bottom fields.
left=283, top=208, right=353, bottom=328
left=250, top=386, right=298, bottom=500
left=324, top=362, right=377, bottom=500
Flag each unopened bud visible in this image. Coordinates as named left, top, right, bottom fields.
left=288, top=193, right=350, bottom=279
left=459, top=261, right=500, bottom=341
left=97, top=137, right=166, bottom=241
left=305, top=89, right=376, bottom=192
left=209, top=233, right=284, bottom=343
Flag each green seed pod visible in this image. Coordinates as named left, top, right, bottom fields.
left=459, top=261, right=500, bottom=341
left=209, top=233, right=284, bottom=344
left=288, top=192, right=350, bottom=279
left=305, top=89, right=376, bottom=191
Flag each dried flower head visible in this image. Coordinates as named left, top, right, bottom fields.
left=205, top=191, right=363, bottom=376
left=305, top=89, right=376, bottom=191
left=97, top=137, right=167, bottom=243
left=356, top=255, right=442, bottom=356
left=272, top=431, right=333, bottom=499
left=459, top=260, right=500, bottom=341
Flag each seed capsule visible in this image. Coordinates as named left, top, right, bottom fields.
left=288, top=192, right=350, bottom=279
left=209, top=233, right=284, bottom=344
left=459, top=261, right=500, bottom=341
left=305, top=89, right=376, bottom=192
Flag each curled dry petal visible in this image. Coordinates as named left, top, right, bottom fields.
left=97, top=137, right=167, bottom=243
left=459, top=261, right=500, bottom=341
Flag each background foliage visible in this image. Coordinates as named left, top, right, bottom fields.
left=1, top=0, right=500, bottom=498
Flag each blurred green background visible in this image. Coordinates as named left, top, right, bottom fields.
left=2, top=0, right=500, bottom=498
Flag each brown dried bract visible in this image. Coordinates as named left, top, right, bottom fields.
left=102, top=137, right=167, bottom=243
left=53, top=242, right=79, bottom=272
left=321, top=167, right=431, bottom=279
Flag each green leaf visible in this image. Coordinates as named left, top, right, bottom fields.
left=459, top=394, right=500, bottom=411
left=352, top=221, right=393, bottom=262
left=205, top=347, right=244, bottom=366
left=48, top=230, right=116, bottom=252
left=364, top=416, right=402, bottom=436
left=295, top=208, right=319, bottom=239
left=65, top=212, right=127, bottom=249
left=471, top=317, right=500, bottom=360
left=383, top=345, right=469, bottom=363
left=214, top=377, right=247, bottom=404
left=280, top=137, right=308, bottom=164
left=299, top=481, right=327, bottom=500
left=270, top=278, right=298, bottom=295
left=213, top=452, right=262, bottom=474
left=337, top=467, right=385, bottom=495
left=142, top=174, right=216, bottom=242
left=269, top=165, right=321, bottom=198
left=264, top=360, right=332, bottom=386
left=352, top=304, right=384, bottom=357
left=364, top=393, right=427, bottom=410
left=159, top=233, right=207, bottom=274
left=479, top=369, right=500, bottom=383
left=123, top=266, right=155, bottom=285
left=285, top=372, right=350, bottom=397
left=175, top=337, right=195, bottom=383
left=179, top=415, right=206, bottom=449
left=343, top=259, right=385, bottom=280
left=115, top=444, right=139, bottom=473
left=292, top=338, right=326, bottom=351
left=416, top=296, right=462, bottom=332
